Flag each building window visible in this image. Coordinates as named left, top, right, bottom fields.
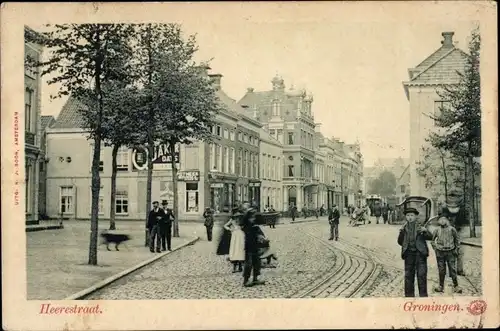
left=186, top=182, right=199, bottom=213
left=272, top=101, right=280, bottom=116
left=223, top=147, right=229, bottom=173
left=277, top=129, right=283, bottom=144
left=288, top=132, right=295, bottom=145
left=229, top=147, right=235, bottom=174
left=214, top=144, right=221, bottom=171
left=210, top=183, right=235, bottom=213
left=224, top=128, right=229, bottom=139
left=243, top=134, right=248, bottom=144
left=25, top=88, right=33, bottom=132
left=230, top=130, right=235, bottom=141
left=60, top=186, right=74, bottom=214
left=216, top=126, right=221, bottom=136
left=117, top=146, right=129, bottom=171
left=244, top=150, right=249, bottom=177
left=288, top=165, right=295, bottom=177
left=270, top=129, right=276, bottom=136
left=115, top=190, right=128, bottom=215
left=400, top=185, right=406, bottom=194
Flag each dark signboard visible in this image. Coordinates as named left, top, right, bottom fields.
left=132, top=143, right=180, bottom=171
left=177, top=171, right=200, bottom=182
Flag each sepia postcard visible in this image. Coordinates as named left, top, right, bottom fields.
left=1, top=1, right=498, bottom=330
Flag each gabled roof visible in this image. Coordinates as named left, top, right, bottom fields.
left=41, top=115, right=56, bottom=130
left=238, top=91, right=274, bottom=108
left=52, top=97, right=87, bottom=129
left=410, top=48, right=468, bottom=83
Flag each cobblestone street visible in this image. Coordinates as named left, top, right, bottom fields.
left=84, top=217, right=482, bottom=300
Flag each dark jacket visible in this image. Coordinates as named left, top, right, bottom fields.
left=203, top=209, right=214, bottom=227
left=162, top=208, right=174, bottom=228
left=373, top=204, right=382, bottom=217
left=242, top=209, right=259, bottom=253
left=397, top=221, right=433, bottom=259
left=147, top=208, right=165, bottom=229
left=329, top=208, right=340, bottom=223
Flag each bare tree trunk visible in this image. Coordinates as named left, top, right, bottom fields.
left=109, top=144, right=119, bottom=230
left=169, top=142, right=180, bottom=237
left=89, top=28, right=103, bottom=266
left=144, top=26, right=154, bottom=247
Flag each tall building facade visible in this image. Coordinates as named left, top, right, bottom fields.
left=24, top=26, right=44, bottom=225
left=238, top=76, right=318, bottom=211
left=259, top=128, right=283, bottom=211
left=402, top=31, right=468, bottom=198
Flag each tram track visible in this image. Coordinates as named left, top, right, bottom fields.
left=291, top=229, right=381, bottom=298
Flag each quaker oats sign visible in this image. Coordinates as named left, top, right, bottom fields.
left=131, top=143, right=180, bottom=171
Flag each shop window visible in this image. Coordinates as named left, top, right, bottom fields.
left=186, top=182, right=199, bottom=213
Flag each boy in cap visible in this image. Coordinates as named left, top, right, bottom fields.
left=432, top=213, right=463, bottom=293
left=328, top=204, right=340, bottom=240
left=397, top=207, right=433, bottom=297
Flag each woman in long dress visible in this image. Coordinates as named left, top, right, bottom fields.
left=223, top=214, right=245, bottom=273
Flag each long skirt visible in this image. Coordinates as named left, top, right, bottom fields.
left=216, top=228, right=232, bottom=256
left=228, top=229, right=245, bottom=262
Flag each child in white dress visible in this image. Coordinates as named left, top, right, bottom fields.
left=224, top=216, right=245, bottom=273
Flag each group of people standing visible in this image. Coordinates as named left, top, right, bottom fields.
left=147, top=200, right=174, bottom=253
left=398, top=207, right=463, bottom=297
left=217, top=202, right=273, bottom=287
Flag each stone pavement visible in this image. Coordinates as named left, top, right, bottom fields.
left=85, top=222, right=337, bottom=300
left=27, top=220, right=193, bottom=300
left=300, top=218, right=482, bottom=297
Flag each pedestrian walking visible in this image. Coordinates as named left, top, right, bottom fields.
left=382, top=203, right=389, bottom=224
left=397, top=207, right=433, bottom=297
left=147, top=201, right=165, bottom=253
left=373, top=202, right=382, bottom=224
left=364, top=204, right=372, bottom=224
left=290, top=204, right=297, bottom=222
left=431, top=215, right=463, bottom=294
left=203, top=207, right=214, bottom=241
left=223, top=212, right=245, bottom=273
left=328, top=204, right=340, bottom=240
left=241, top=203, right=265, bottom=287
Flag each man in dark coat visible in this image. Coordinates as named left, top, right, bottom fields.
left=290, top=204, right=297, bottom=222
left=382, top=203, right=389, bottom=224
left=373, top=202, right=382, bottom=224
left=241, top=204, right=265, bottom=287
left=397, top=207, right=433, bottom=297
left=161, top=200, right=174, bottom=251
left=147, top=201, right=165, bottom=253
left=328, top=204, right=341, bottom=241
left=203, top=207, right=214, bottom=241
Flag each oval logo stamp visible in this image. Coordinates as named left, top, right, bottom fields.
left=467, top=300, right=487, bottom=315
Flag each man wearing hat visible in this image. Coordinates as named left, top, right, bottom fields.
left=203, top=207, right=215, bottom=241
left=161, top=200, right=174, bottom=251
left=328, top=204, right=340, bottom=241
left=148, top=201, right=166, bottom=253
left=397, top=207, right=433, bottom=297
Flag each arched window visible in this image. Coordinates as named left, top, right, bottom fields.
left=272, top=100, right=280, bottom=116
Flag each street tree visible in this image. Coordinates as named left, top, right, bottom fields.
left=100, top=81, right=143, bottom=230
left=368, top=170, right=397, bottom=197
left=26, top=24, right=133, bottom=265
left=131, top=23, right=221, bottom=242
left=428, top=29, right=481, bottom=237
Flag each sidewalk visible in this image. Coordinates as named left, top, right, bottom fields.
left=27, top=220, right=196, bottom=300
left=26, top=219, right=64, bottom=232
left=459, top=226, right=482, bottom=247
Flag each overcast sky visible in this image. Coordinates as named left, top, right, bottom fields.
left=33, top=5, right=477, bottom=166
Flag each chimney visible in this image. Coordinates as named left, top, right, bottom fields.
left=247, top=87, right=254, bottom=93
left=209, top=74, right=222, bottom=90
left=441, top=32, right=455, bottom=47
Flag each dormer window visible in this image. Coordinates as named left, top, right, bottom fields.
left=272, top=100, right=280, bottom=116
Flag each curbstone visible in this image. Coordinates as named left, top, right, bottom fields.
left=461, top=240, right=482, bottom=248
left=289, top=219, right=321, bottom=224
left=26, top=225, right=64, bottom=232
left=64, top=236, right=200, bottom=300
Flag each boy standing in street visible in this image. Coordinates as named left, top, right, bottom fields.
left=432, top=215, right=463, bottom=293
left=397, top=207, right=433, bottom=297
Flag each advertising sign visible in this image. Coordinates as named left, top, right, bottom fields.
left=132, top=143, right=180, bottom=171
left=177, top=171, right=200, bottom=182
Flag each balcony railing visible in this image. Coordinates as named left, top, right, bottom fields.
left=25, top=131, right=35, bottom=146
